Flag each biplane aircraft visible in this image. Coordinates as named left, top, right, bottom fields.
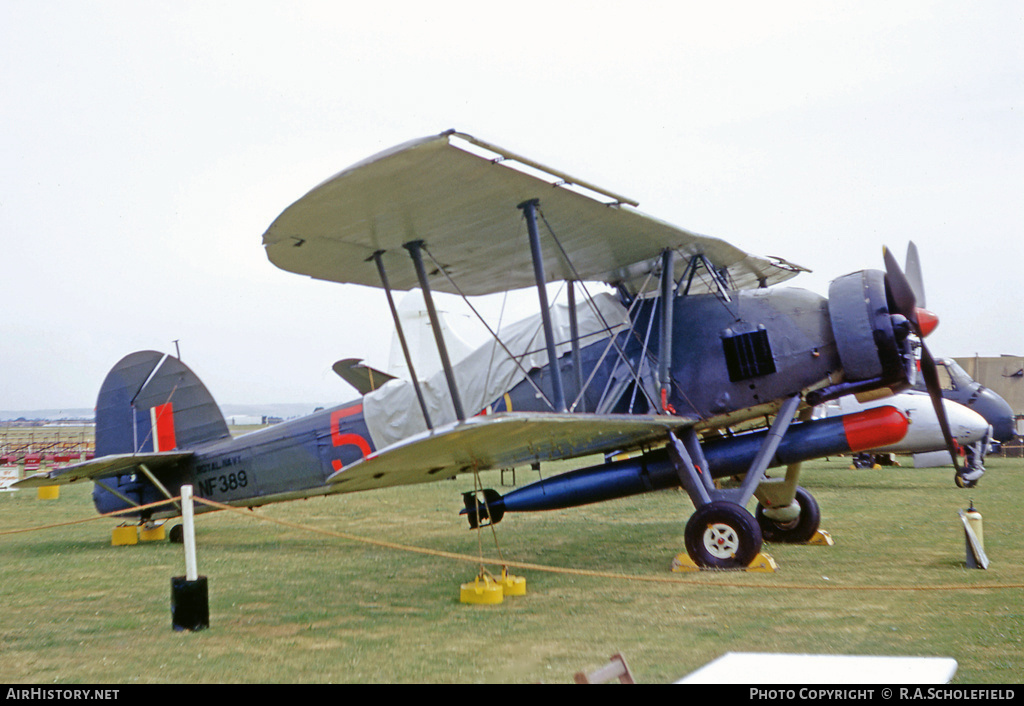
left=17, top=131, right=971, bottom=569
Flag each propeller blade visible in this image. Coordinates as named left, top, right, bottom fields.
left=904, top=241, right=926, bottom=308
left=885, top=244, right=964, bottom=485
left=883, top=246, right=919, bottom=326
left=918, top=343, right=964, bottom=481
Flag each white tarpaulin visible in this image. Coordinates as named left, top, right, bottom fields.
left=363, top=292, right=630, bottom=450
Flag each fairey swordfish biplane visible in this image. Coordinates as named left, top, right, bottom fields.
left=18, top=131, right=973, bottom=569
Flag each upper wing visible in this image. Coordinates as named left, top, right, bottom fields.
left=14, top=451, right=193, bottom=488
left=263, top=130, right=806, bottom=296
left=326, top=411, right=697, bottom=492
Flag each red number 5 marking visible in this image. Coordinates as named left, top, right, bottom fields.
left=331, top=405, right=371, bottom=471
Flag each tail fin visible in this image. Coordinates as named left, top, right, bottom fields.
left=95, top=351, right=230, bottom=456
left=461, top=488, right=505, bottom=529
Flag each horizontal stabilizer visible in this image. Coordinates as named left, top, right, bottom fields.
left=326, top=411, right=697, bottom=492
left=332, top=359, right=397, bottom=395
left=13, top=451, right=193, bottom=488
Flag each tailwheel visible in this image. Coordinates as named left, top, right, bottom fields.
left=955, top=469, right=982, bottom=489
left=755, top=486, right=821, bottom=544
left=684, top=501, right=763, bottom=569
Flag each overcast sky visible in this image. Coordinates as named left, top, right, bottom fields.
left=2, top=1, right=1022, bottom=413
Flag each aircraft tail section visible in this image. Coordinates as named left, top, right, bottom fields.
left=95, top=351, right=230, bottom=456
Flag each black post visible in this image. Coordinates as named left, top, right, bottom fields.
left=171, top=576, right=209, bottom=632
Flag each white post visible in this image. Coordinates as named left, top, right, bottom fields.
left=181, top=485, right=198, bottom=581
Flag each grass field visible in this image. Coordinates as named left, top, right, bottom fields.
left=1, top=454, right=1022, bottom=684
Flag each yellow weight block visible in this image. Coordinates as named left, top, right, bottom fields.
left=460, top=574, right=504, bottom=605
left=37, top=485, right=60, bottom=500
left=496, top=568, right=527, bottom=596
left=111, top=525, right=138, bottom=546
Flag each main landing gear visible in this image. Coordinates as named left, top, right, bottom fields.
left=755, top=486, right=822, bottom=544
left=678, top=485, right=824, bottom=571
left=670, top=395, right=826, bottom=571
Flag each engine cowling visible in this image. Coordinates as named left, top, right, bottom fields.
left=810, top=269, right=915, bottom=404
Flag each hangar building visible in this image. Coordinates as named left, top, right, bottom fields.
left=954, top=355, right=1024, bottom=439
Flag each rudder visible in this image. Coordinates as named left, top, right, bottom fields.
left=95, top=351, right=230, bottom=456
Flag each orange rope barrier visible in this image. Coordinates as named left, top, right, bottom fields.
left=4, top=492, right=1022, bottom=592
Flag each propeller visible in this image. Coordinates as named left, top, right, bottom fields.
left=882, top=244, right=974, bottom=487
left=904, top=241, right=926, bottom=309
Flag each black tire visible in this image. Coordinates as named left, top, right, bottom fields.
left=684, top=501, right=763, bottom=569
left=169, top=524, right=184, bottom=544
left=755, top=486, right=821, bottom=544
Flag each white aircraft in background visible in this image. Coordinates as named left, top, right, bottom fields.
left=817, top=391, right=988, bottom=471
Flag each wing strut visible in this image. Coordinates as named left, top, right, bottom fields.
left=404, top=240, right=466, bottom=421
left=372, top=250, right=433, bottom=429
left=93, top=479, right=141, bottom=509
left=679, top=254, right=732, bottom=301
left=658, top=249, right=675, bottom=412
left=567, top=280, right=585, bottom=413
left=520, top=199, right=568, bottom=413
left=137, top=462, right=180, bottom=511
left=536, top=208, right=660, bottom=414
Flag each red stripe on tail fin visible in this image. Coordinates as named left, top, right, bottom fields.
left=150, top=402, right=177, bottom=452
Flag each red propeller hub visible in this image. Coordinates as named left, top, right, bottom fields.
left=915, top=308, right=939, bottom=337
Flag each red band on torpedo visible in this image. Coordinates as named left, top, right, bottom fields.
left=842, top=405, right=909, bottom=452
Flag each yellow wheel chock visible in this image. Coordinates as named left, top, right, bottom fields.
left=111, top=525, right=138, bottom=546
left=671, top=551, right=777, bottom=573
left=37, top=485, right=60, bottom=500
left=809, top=529, right=834, bottom=545
left=139, top=522, right=167, bottom=542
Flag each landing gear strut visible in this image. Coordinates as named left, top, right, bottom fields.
left=671, top=395, right=801, bottom=569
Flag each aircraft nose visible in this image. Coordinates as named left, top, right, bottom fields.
left=943, top=401, right=988, bottom=445
left=970, top=389, right=1017, bottom=442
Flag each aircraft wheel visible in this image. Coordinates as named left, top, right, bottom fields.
left=955, top=475, right=978, bottom=489
left=684, top=501, right=763, bottom=569
left=169, top=524, right=184, bottom=544
left=755, top=486, right=821, bottom=544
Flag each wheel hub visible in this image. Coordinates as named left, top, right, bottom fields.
left=703, top=523, right=740, bottom=559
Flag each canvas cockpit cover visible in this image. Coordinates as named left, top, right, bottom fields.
left=262, top=130, right=805, bottom=297
left=362, top=292, right=632, bottom=450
